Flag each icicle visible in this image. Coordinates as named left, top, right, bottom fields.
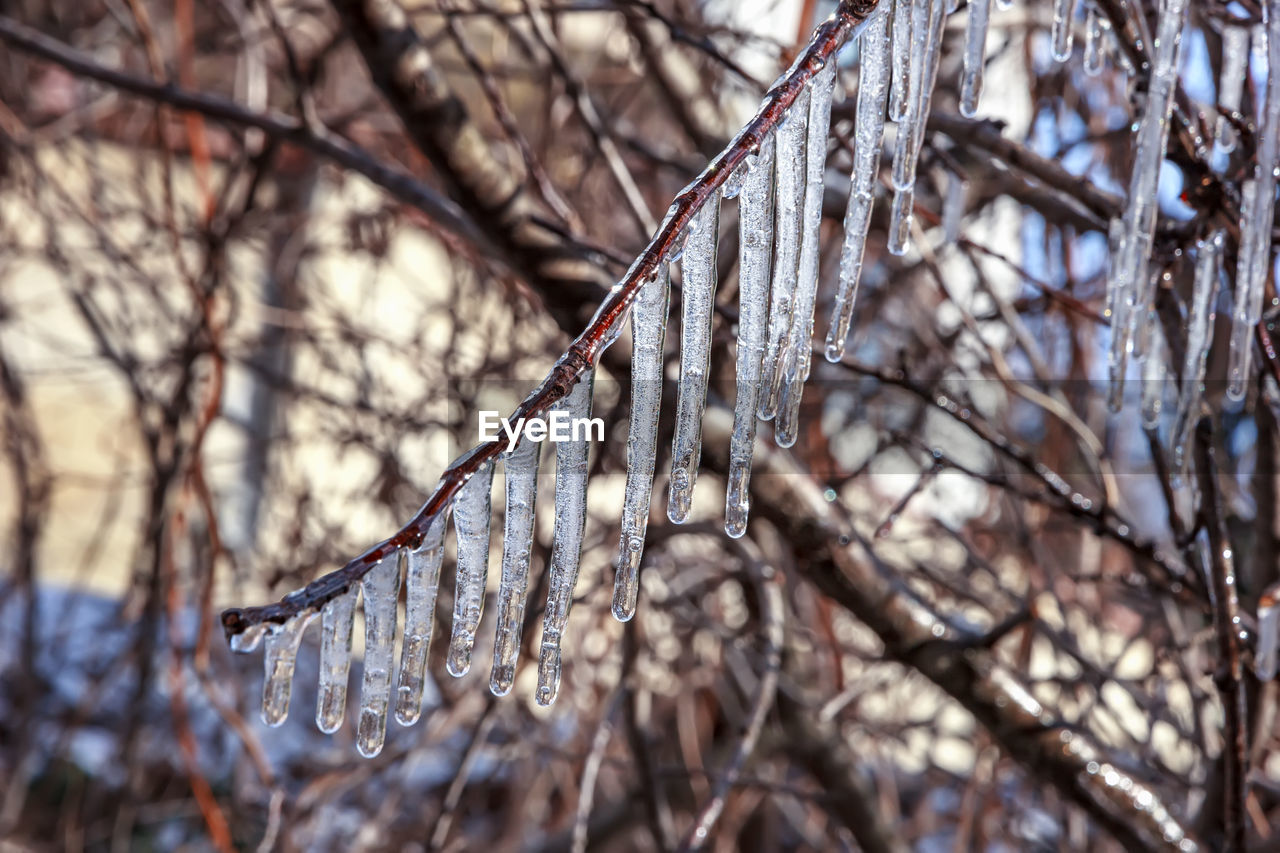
left=887, top=187, right=915, bottom=256
left=1172, top=231, right=1222, bottom=478
left=394, top=513, right=447, bottom=725
left=1141, top=318, right=1166, bottom=428
left=889, top=0, right=913, bottom=122
left=316, top=588, right=356, bottom=733
left=1106, top=218, right=1131, bottom=411
left=827, top=14, right=891, bottom=363
left=261, top=610, right=316, bottom=727
left=726, top=136, right=775, bottom=539
left=447, top=460, right=495, bottom=677
left=357, top=554, right=401, bottom=757
left=960, top=0, right=991, bottom=116
left=1108, top=0, right=1188, bottom=411
left=1215, top=26, right=1250, bottom=157
left=1051, top=0, right=1079, bottom=62
left=891, top=0, right=938, bottom=193
left=537, top=371, right=595, bottom=706
left=230, top=623, right=267, bottom=654
left=776, top=62, right=837, bottom=448
left=1083, top=5, right=1104, bottom=76
left=490, top=437, right=541, bottom=696
left=760, top=92, right=808, bottom=420
left=668, top=194, right=720, bottom=521
left=943, top=172, right=968, bottom=243
left=1229, top=9, right=1280, bottom=401
left=613, top=267, right=670, bottom=621
left=1257, top=583, right=1280, bottom=681
left=1229, top=178, right=1266, bottom=402
left=888, top=0, right=947, bottom=256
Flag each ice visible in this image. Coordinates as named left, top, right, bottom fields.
left=760, top=91, right=809, bottom=420
left=1171, top=231, right=1222, bottom=477
left=776, top=61, right=837, bottom=448
left=614, top=267, right=671, bottom=621
left=1215, top=25, right=1249, bottom=156
left=827, top=12, right=891, bottom=363
left=888, top=0, right=947, bottom=255
left=1140, top=317, right=1166, bottom=429
left=395, top=513, right=447, bottom=725
left=1083, top=5, right=1104, bottom=76
left=1052, top=0, right=1079, bottom=62
left=447, top=460, right=495, bottom=677
left=960, top=0, right=991, bottom=115
left=357, top=553, right=401, bottom=757
left=668, top=193, right=721, bottom=522
left=537, top=371, right=595, bottom=706
left=261, top=610, right=317, bottom=727
left=726, top=140, right=776, bottom=539
left=1107, top=0, right=1189, bottom=410
left=889, top=0, right=913, bottom=122
left=316, top=587, right=356, bottom=733
left=491, top=437, right=542, bottom=696
left=1228, top=9, right=1280, bottom=401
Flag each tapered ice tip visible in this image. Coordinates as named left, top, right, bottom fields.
left=356, top=707, right=387, bottom=758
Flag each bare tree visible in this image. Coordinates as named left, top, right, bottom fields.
left=0, top=0, right=1276, bottom=851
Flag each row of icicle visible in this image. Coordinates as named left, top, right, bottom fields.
left=231, top=0, right=1280, bottom=756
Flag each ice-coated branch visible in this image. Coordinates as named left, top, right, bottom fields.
left=219, top=0, right=886, bottom=641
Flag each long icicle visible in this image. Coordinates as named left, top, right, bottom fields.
left=1051, top=0, right=1079, bottom=62
left=1140, top=317, right=1166, bottom=428
left=447, top=459, right=495, bottom=676
left=960, top=0, right=991, bottom=116
left=537, top=370, right=595, bottom=706
left=261, top=610, right=317, bottom=727
left=1107, top=0, right=1189, bottom=411
left=889, top=0, right=913, bottom=122
left=394, top=512, right=447, bottom=725
left=1214, top=25, right=1250, bottom=158
left=827, top=12, right=891, bottom=362
left=668, top=193, right=721, bottom=522
left=490, top=437, right=541, bottom=695
left=888, top=0, right=946, bottom=256
left=726, top=135, right=775, bottom=539
left=356, top=553, right=401, bottom=757
left=777, top=61, right=838, bottom=448
left=1083, top=5, right=1104, bottom=76
left=1172, top=230, right=1223, bottom=479
left=1228, top=2, right=1280, bottom=400
left=613, top=266, right=671, bottom=620
left=316, top=588, right=356, bottom=733
left=760, top=93, right=809, bottom=420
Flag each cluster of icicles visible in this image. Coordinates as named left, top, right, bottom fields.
left=230, top=0, right=1280, bottom=756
